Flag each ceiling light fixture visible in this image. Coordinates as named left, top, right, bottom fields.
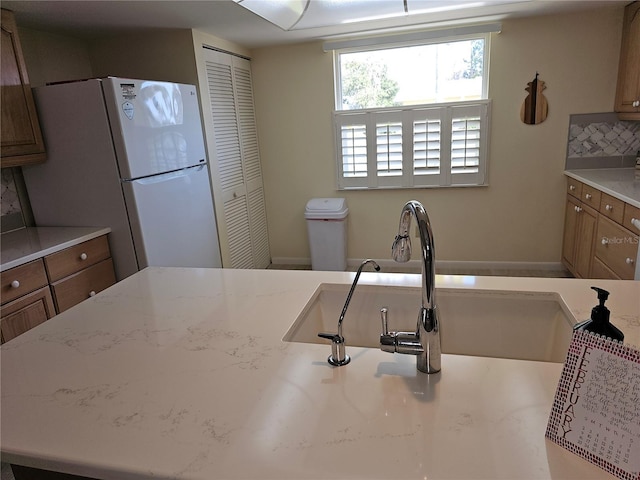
left=233, top=0, right=529, bottom=32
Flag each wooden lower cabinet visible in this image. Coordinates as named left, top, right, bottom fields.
left=0, top=234, right=116, bottom=342
left=0, top=286, right=55, bottom=343
left=51, top=258, right=116, bottom=313
left=562, top=177, right=639, bottom=279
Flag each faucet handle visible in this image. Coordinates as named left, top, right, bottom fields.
left=380, top=307, right=389, bottom=335
left=380, top=307, right=397, bottom=353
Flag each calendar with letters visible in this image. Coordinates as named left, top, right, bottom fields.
left=546, top=329, right=640, bottom=480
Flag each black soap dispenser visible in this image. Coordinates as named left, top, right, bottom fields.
left=573, top=286, right=624, bottom=341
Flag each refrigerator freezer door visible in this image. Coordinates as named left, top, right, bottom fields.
left=101, top=77, right=207, bottom=180
left=122, top=165, right=222, bottom=269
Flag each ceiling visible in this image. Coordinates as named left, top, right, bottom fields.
left=1, top=0, right=627, bottom=49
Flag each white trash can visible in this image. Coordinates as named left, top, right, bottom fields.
left=305, top=198, right=348, bottom=271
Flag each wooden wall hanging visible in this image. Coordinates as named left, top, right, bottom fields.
left=520, top=73, right=548, bottom=125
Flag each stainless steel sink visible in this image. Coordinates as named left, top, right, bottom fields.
left=283, top=283, right=575, bottom=363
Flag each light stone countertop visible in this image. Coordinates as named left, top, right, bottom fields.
left=0, top=226, right=112, bottom=272
left=1, top=267, right=639, bottom=480
left=564, top=168, right=640, bottom=208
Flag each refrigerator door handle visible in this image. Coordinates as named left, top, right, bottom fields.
left=124, top=165, right=206, bottom=185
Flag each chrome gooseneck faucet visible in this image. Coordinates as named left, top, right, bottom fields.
left=380, top=200, right=441, bottom=374
left=318, top=259, right=380, bottom=366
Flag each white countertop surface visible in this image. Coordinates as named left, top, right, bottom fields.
left=0, top=226, right=112, bottom=272
left=564, top=168, right=640, bottom=208
left=1, top=267, right=638, bottom=480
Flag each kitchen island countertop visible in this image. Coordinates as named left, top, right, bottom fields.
left=1, top=267, right=638, bottom=480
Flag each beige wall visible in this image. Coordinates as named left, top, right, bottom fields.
left=251, top=7, right=625, bottom=267
left=19, top=27, right=94, bottom=87
left=15, top=8, right=626, bottom=268
left=88, top=30, right=199, bottom=84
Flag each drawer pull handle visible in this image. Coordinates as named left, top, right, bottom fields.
left=601, top=238, right=609, bottom=246
left=569, top=185, right=576, bottom=191
left=626, top=258, right=635, bottom=265
left=89, top=290, right=96, bottom=297
left=80, top=253, right=88, bottom=261
left=605, top=204, right=613, bottom=211
left=10, top=280, right=20, bottom=289
left=585, top=193, right=592, bottom=200
left=574, top=206, right=582, bottom=213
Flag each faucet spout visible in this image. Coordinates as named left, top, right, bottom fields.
left=318, top=259, right=380, bottom=366
left=384, top=200, right=441, bottom=374
left=391, top=201, right=436, bottom=310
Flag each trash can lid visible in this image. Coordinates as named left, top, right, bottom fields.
left=305, top=198, right=348, bottom=219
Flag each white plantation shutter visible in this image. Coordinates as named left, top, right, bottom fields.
left=204, top=48, right=270, bottom=268
left=449, top=103, right=488, bottom=186
left=413, top=113, right=441, bottom=176
left=376, top=121, right=402, bottom=177
left=341, top=124, right=367, bottom=177
left=335, top=101, right=489, bottom=189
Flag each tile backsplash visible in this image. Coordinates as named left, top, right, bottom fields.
left=1, top=169, right=21, bottom=216
left=1, top=168, right=26, bottom=232
left=566, top=112, right=640, bottom=169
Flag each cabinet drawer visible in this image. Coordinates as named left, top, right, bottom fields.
left=566, top=177, right=582, bottom=199
left=623, top=202, right=640, bottom=233
left=599, top=193, right=625, bottom=224
left=1, top=259, right=48, bottom=305
left=45, top=235, right=111, bottom=282
left=594, top=216, right=639, bottom=280
left=581, top=184, right=602, bottom=210
left=50, top=258, right=116, bottom=313
left=590, top=257, right=621, bottom=280
left=0, top=286, right=56, bottom=343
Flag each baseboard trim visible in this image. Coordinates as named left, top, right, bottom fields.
left=271, top=257, right=311, bottom=266
left=272, top=257, right=566, bottom=273
left=433, top=260, right=566, bottom=272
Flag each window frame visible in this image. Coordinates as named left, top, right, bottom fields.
left=332, top=33, right=492, bottom=190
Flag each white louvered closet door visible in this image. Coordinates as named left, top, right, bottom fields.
left=204, top=48, right=270, bottom=269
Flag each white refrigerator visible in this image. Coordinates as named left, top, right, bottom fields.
left=23, top=77, right=222, bottom=281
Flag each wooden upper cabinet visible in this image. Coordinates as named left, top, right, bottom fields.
left=1, top=9, right=46, bottom=167
left=614, top=1, right=640, bottom=120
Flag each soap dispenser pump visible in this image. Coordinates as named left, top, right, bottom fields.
left=573, top=286, right=624, bottom=341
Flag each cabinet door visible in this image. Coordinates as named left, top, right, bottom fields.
left=562, top=195, right=580, bottom=272
left=0, top=9, right=46, bottom=167
left=615, top=1, right=640, bottom=119
left=0, top=286, right=55, bottom=343
left=574, top=205, right=598, bottom=278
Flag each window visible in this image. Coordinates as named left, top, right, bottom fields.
left=333, top=33, right=491, bottom=189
